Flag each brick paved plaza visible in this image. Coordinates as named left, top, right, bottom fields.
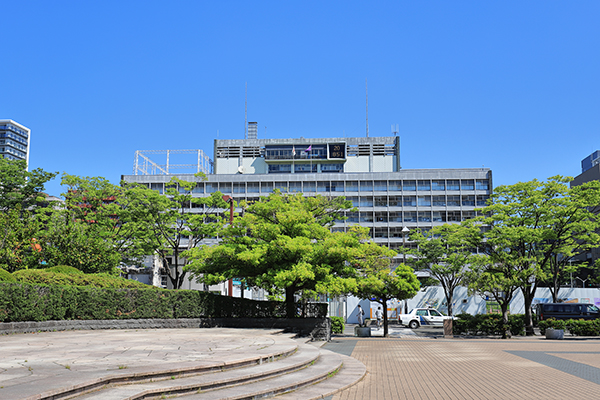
left=325, top=336, right=600, bottom=400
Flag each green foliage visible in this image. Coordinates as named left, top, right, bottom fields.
left=330, top=316, right=345, bottom=334
left=538, top=318, right=600, bottom=336
left=46, top=265, right=83, bottom=274
left=0, top=268, right=16, bottom=282
left=12, top=269, right=150, bottom=288
left=0, top=158, right=58, bottom=213
left=452, top=313, right=525, bottom=336
left=0, top=282, right=327, bottom=322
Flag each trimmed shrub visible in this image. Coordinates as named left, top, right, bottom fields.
left=12, top=269, right=152, bottom=289
left=0, top=268, right=16, bottom=282
left=330, top=316, right=345, bottom=334
left=46, top=265, right=83, bottom=275
left=538, top=318, right=600, bottom=336
left=453, top=313, right=525, bottom=336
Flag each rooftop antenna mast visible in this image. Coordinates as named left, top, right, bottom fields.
left=244, top=82, right=248, bottom=140
left=366, top=79, right=369, bottom=138
left=392, top=124, right=399, bottom=136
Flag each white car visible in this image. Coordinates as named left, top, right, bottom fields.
left=399, top=308, right=456, bottom=329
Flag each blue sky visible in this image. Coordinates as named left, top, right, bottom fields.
left=2, top=1, right=599, bottom=196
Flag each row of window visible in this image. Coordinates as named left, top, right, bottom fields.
left=0, top=124, right=29, bottom=138
left=149, top=178, right=490, bottom=194
left=338, top=210, right=480, bottom=224
left=344, top=195, right=489, bottom=208
left=0, top=146, right=26, bottom=158
left=0, top=138, right=28, bottom=152
left=0, top=132, right=28, bottom=146
left=268, top=163, right=344, bottom=174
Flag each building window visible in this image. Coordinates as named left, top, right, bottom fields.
left=389, top=180, right=402, bottom=191
left=268, top=164, right=292, bottom=174
left=403, top=180, right=416, bottom=191
left=432, top=211, right=446, bottom=222
left=388, top=196, right=401, bottom=207
left=417, top=196, right=431, bottom=207
left=477, top=195, right=489, bottom=207
left=247, top=182, right=260, bottom=193
left=206, top=183, right=218, bottom=193
left=346, top=212, right=359, bottom=222
left=360, top=181, right=373, bottom=192
left=331, top=181, right=344, bottom=192
left=275, top=181, right=288, bottom=192
left=261, top=182, right=274, bottom=193
left=317, top=182, right=330, bottom=192
left=289, top=182, right=302, bottom=193
left=360, top=212, right=374, bottom=223
left=375, top=196, right=387, bottom=207
left=447, top=180, right=460, bottom=191
left=233, top=183, right=245, bottom=194
left=321, top=163, right=344, bottom=173
left=375, top=212, right=388, bottom=223
left=462, top=211, right=476, bottom=221
left=347, top=196, right=359, bottom=207
left=432, top=180, right=445, bottom=191
left=359, top=196, right=373, bottom=207
left=346, top=181, right=359, bottom=192
left=418, top=211, right=431, bottom=222
left=432, top=196, right=446, bottom=207
left=304, top=182, right=316, bottom=192
left=150, top=183, right=163, bottom=194
left=374, top=181, right=387, bottom=191
left=476, top=179, right=489, bottom=190
left=219, top=182, right=232, bottom=194
left=403, top=211, right=417, bottom=222
left=374, top=228, right=388, bottom=238
left=447, top=211, right=461, bottom=222
left=461, top=180, right=475, bottom=190
left=462, top=195, right=475, bottom=207
left=389, top=211, right=402, bottom=222
left=403, top=196, right=416, bottom=207
left=447, top=195, right=460, bottom=207
left=294, top=163, right=317, bottom=173
left=417, top=180, right=431, bottom=191
left=193, top=183, right=204, bottom=194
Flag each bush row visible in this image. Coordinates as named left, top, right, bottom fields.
left=330, top=316, right=345, bottom=334
left=453, top=313, right=526, bottom=336
left=0, top=282, right=328, bottom=322
left=538, top=318, right=600, bottom=336
left=9, top=269, right=152, bottom=289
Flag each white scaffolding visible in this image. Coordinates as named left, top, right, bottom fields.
left=133, top=149, right=212, bottom=175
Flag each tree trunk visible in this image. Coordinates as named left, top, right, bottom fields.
left=285, top=286, right=296, bottom=318
left=522, top=285, right=536, bottom=336
left=381, top=298, right=389, bottom=338
left=501, top=302, right=511, bottom=339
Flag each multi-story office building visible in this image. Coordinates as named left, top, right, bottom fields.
left=0, top=120, right=30, bottom=167
left=123, top=135, right=492, bottom=289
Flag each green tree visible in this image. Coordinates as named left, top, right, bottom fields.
left=351, top=233, right=420, bottom=337
left=410, top=223, right=480, bottom=316
left=0, top=158, right=57, bottom=213
left=474, top=176, right=600, bottom=336
left=186, top=191, right=359, bottom=316
left=123, top=174, right=229, bottom=289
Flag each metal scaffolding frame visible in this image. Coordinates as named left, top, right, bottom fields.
left=133, top=149, right=212, bottom=175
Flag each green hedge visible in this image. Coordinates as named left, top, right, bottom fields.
left=0, top=282, right=328, bottom=322
left=538, top=318, right=600, bottom=336
left=330, top=316, right=345, bottom=334
left=0, top=268, right=16, bottom=282
left=12, top=269, right=152, bottom=289
left=453, top=313, right=525, bottom=336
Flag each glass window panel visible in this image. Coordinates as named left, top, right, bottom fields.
left=321, top=163, right=344, bottom=173
left=359, top=196, right=373, bottom=207
left=275, top=181, right=288, bottom=191
left=461, top=180, right=475, bottom=190
left=431, top=180, right=445, bottom=191
left=233, top=183, right=245, bottom=194
left=403, top=196, right=416, bottom=207
left=219, top=182, right=232, bottom=193
left=462, top=211, right=476, bottom=220
left=360, top=181, right=373, bottom=192
left=477, top=195, right=489, bottom=207
left=374, top=180, right=387, bottom=191
left=193, top=183, right=204, bottom=194
left=331, top=181, right=344, bottom=192
left=476, top=179, right=490, bottom=190
left=360, top=212, right=374, bottom=223
left=389, top=211, right=402, bottom=222
left=289, top=182, right=302, bottom=193
left=432, top=211, right=446, bottom=222
left=417, top=180, right=431, bottom=191
left=374, top=227, right=388, bottom=238
left=375, top=212, right=388, bottom=223
left=346, top=181, right=359, bottom=192
left=304, top=182, right=316, bottom=192
left=432, top=196, right=446, bottom=207
left=388, top=196, right=401, bottom=207
left=417, top=196, right=431, bottom=207
left=347, top=196, right=359, bottom=207
left=332, top=227, right=345, bottom=233
left=375, top=196, right=387, bottom=207
left=268, top=164, right=292, bottom=174
left=447, top=195, right=460, bottom=207
left=389, top=180, right=402, bottom=191
left=247, top=182, right=260, bottom=193
left=294, top=164, right=317, bottom=173
left=447, top=211, right=461, bottom=222
left=150, top=183, right=163, bottom=194
left=261, top=182, right=274, bottom=193
left=206, top=183, right=218, bottom=194
left=403, top=180, right=416, bottom=191
left=447, top=180, right=460, bottom=191
left=317, top=181, right=330, bottom=192
left=346, top=212, right=359, bottom=222
left=462, top=195, right=475, bottom=206
left=403, top=211, right=417, bottom=222
left=418, top=211, right=431, bottom=222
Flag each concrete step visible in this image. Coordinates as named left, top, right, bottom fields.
left=74, top=342, right=321, bottom=399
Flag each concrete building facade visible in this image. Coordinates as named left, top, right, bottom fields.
left=0, top=119, right=30, bottom=167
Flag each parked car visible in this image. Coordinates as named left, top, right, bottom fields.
left=535, top=303, right=600, bottom=321
left=399, top=308, right=456, bottom=329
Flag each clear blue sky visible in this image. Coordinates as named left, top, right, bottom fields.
left=2, top=1, right=599, bottom=197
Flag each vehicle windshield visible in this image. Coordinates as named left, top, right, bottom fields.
left=589, top=305, right=599, bottom=312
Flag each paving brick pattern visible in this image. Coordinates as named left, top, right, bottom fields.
left=326, top=337, right=600, bottom=400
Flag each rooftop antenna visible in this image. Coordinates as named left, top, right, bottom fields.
left=245, top=82, right=248, bottom=140
left=392, top=124, right=399, bottom=136
left=366, top=79, right=369, bottom=138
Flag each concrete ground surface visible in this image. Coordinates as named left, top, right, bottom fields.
left=2, top=325, right=600, bottom=400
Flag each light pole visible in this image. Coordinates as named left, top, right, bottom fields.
left=222, top=195, right=235, bottom=297
left=402, top=226, right=410, bottom=314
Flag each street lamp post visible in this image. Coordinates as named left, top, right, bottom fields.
left=402, top=226, right=410, bottom=314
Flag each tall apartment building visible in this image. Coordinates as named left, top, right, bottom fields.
left=0, top=120, right=30, bottom=167
left=123, top=135, right=492, bottom=290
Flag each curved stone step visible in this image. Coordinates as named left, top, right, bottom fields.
left=74, top=343, right=321, bottom=400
